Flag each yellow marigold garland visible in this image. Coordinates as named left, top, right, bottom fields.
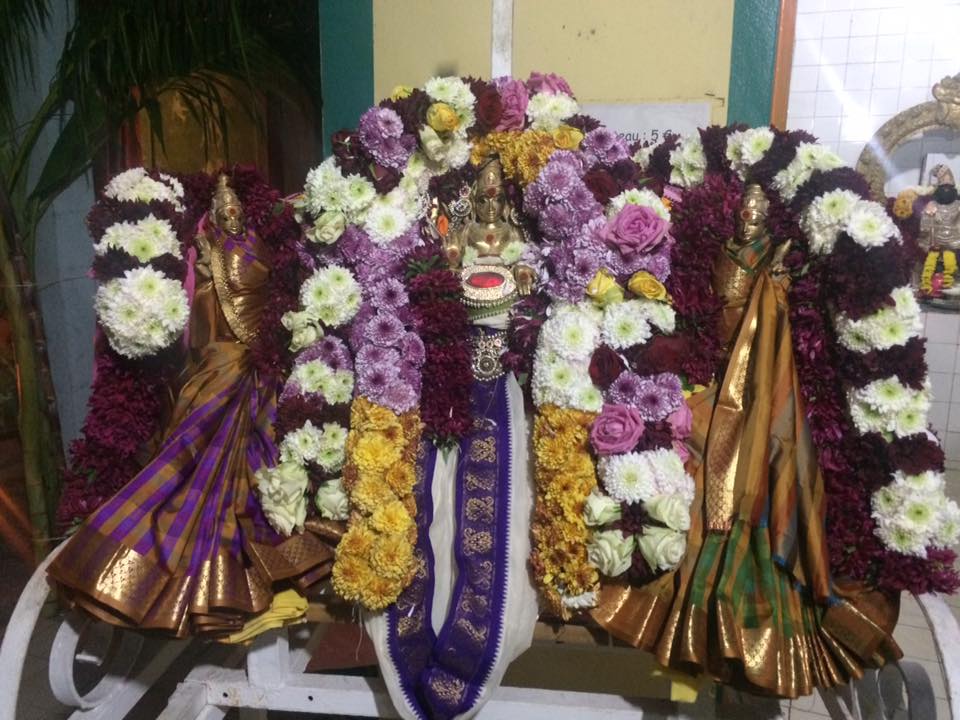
left=332, top=397, right=423, bottom=610
left=530, top=404, right=599, bottom=619
left=921, top=249, right=957, bottom=293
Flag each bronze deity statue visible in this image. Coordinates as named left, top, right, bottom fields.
left=442, top=157, right=536, bottom=298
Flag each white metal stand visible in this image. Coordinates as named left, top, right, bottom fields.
left=0, top=552, right=954, bottom=720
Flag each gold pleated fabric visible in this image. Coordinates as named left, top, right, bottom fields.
left=50, top=227, right=340, bottom=638
left=591, top=243, right=902, bottom=698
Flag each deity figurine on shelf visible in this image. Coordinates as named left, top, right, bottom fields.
left=918, top=164, right=960, bottom=306
left=594, top=183, right=899, bottom=697
left=48, top=174, right=334, bottom=640
left=441, top=156, right=537, bottom=303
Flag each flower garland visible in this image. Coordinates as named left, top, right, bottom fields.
left=332, top=397, right=422, bottom=610
left=530, top=405, right=598, bottom=617
left=296, top=72, right=590, bottom=610
left=508, top=128, right=697, bottom=612
left=90, top=170, right=189, bottom=359
left=59, top=167, right=304, bottom=531
left=644, top=128, right=960, bottom=594
left=405, top=248, right=473, bottom=446
left=57, top=169, right=190, bottom=529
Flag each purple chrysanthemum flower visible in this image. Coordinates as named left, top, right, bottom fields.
left=547, top=150, right=586, bottom=176
left=364, top=312, right=406, bottom=347
left=539, top=202, right=580, bottom=241
left=604, top=236, right=674, bottom=281
left=523, top=181, right=547, bottom=216
left=317, top=336, right=353, bottom=372
left=400, top=332, right=426, bottom=366
left=373, top=134, right=416, bottom=170
left=581, top=127, right=629, bottom=167
left=607, top=370, right=644, bottom=406
left=633, top=373, right=684, bottom=422
left=358, top=108, right=405, bottom=164
left=538, top=162, right=580, bottom=200
left=356, top=345, right=400, bottom=373
left=371, top=278, right=409, bottom=309
left=279, top=378, right=305, bottom=404
left=358, top=362, right=400, bottom=401
left=398, top=359, right=421, bottom=388
left=379, top=380, right=419, bottom=413
left=548, top=245, right=601, bottom=302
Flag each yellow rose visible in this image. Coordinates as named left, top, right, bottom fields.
left=552, top=124, right=584, bottom=151
left=628, top=271, right=669, bottom=301
left=426, top=102, right=460, bottom=133
left=586, top=269, right=624, bottom=307
left=390, top=84, right=413, bottom=101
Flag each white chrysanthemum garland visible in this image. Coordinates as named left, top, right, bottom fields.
left=103, top=167, right=185, bottom=211
left=656, top=129, right=960, bottom=569
left=94, top=267, right=189, bottom=359
left=91, top=168, right=189, bottom=359
left=254, top=264, right=361, bottom=535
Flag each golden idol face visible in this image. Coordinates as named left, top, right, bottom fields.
left=475, top=185, right=504, bottom=223
left=737, top=204, right=767, bottom=242
left=216, top=204, right=244, bottom=235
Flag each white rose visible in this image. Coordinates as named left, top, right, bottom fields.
left=561, top=591, right=598, bottom=610
left=583, top=489, right=622, bottom=526
left=281, top=310, right=316, bottom=332
left=586, top=529, right=635, bottom=577
left=290, top=325, right=320, bottom=352
left=418, top=125, right=446, bottom=162
left=636, top=525, right=686, bottom=571
left=255, top=462, right=309, bottom=535
left=644, top=494, right=691, bottom=532
left=309, top=210, right=346, bottom=244
left=315, top=477, right=350, bottom=520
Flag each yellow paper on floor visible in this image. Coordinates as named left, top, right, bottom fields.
left=651, top=665, right=704, bottom=702
left=224, top=589, right=308, bottom=644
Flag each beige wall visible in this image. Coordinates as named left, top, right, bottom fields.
left=373, top=0, right=734, bottom=123
left=373, top=1, right=493, bottom=100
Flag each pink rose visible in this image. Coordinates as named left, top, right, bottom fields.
left=590, top=404, right=644, bottom=455
left=673, top=440, right=691, bottom=464
left=494, top=77, right=529, bottom=131
left=666, top=403, right=692, bottom=441
left=526, top=71, right=574, bottom=97
left=600, top=205, right=669, bottom=259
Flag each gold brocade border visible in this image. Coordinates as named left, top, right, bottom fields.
left=530, top=404, right=599, bottom=620
left=48, top=522, right=337, bottom=637
left=332, top=397, right=423, bottom=610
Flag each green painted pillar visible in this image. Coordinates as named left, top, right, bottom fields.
left=728, top=0, right=782, bottom=127
left=318, top=0, right=374, bottom=156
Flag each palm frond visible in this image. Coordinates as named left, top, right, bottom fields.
left=0, top=0, right=50, bottom=124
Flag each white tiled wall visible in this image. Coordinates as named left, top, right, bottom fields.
left=787, top=2, right=960, bottom=465
left=789, top=0, right=960, bottom=175
left=924, top=311, right=960, bottom=468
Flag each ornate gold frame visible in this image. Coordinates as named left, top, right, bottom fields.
left=855, top=73, right=960, bottom=200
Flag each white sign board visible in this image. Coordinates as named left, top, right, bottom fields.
left=581, top=102, right=713, bottom=146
